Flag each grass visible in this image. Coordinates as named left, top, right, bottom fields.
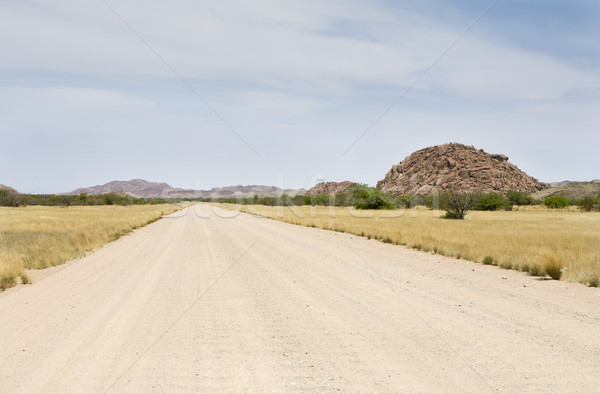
left=217, top=204, right=600, bottom=287
left=0, top=204, right=183, bottom=291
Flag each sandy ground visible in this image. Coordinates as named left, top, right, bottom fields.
left=1, top=204, right=599, bottom=393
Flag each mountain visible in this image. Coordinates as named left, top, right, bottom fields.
left=70, top=179, right=173, bottom=198
left=531, top=180, right=600, bottom=200
left=68, top=179, right=305, bottom=199
left=305, top=181, right=356, bottom=196
left=377, top=143, right=549, bottom=196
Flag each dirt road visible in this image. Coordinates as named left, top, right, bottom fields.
left=1, top=204, right=599, bottom=393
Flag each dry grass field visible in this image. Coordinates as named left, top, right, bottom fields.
left=0, top=204, right=183, bottom=291
left=217, top=203, right=600, bottom=287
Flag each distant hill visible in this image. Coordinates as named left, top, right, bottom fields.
left=68, top=179, right=305, bottom=199
left=0, top=184, right=18, bottom=193
left=377, top=143, right=549, bottom=196
left=531, top=180, right=600, bottom=200
left=70, top=179, right=173, bottom=198
left=305, top=181, right=356, bottom=196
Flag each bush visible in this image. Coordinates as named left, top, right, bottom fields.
left=473, top=192, right=509, bottom=211
left=506, top=190, right=533, bottom=207
left=0, top=190, right=23, bottom=207
left=544, top=196, right=568, bottom=209
left=542, top=254, right=563, bottom=280
left=348, top=184, right=396, bottom=210
left=578, top=194, right=600, bottom=212
left=482, top=256, right=494, bottom=265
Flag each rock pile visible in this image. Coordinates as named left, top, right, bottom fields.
left=377, top=143, right=548, bottom=195
left=305, top=181, right=355, bottom=196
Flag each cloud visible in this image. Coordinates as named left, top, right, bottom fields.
left=0, top=87, right=153, bottom=111
left=428, top=36, right=600, bottom=101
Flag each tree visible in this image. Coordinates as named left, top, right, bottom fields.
left=348, top=184, right=396, bottom=210
left=439, top=190, right=478, bottom=219
left=506, top=190, right=533, bottom=209
left=0, top=189, right=23, bottom=207
left=543, top=196, right=568, bottom=209
left=473, top=192, right=509, bottom=211
left=78, top=192, right=89, bottom=205
left=578, top=194, right=600, bottom=212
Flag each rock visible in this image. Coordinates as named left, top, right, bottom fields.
left=376, top=143, right=549, bottom=196
left=305, top=181, right=356, bottom=196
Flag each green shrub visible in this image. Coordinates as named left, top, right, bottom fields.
left=578, top=194, right=600, bottom=212
left=473, top=192, right=509, bottom=211
left=348, top=184, right=396, bottom=210
left=0, top=190, right=23, bottom=207
left=543, top=196, right=568, bottom=209
left=506, top=190, right=533, bottom=207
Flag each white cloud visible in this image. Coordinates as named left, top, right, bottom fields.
left=0, top=87, right=153, bottom=113
left=429, top=37, right=600, bottom=100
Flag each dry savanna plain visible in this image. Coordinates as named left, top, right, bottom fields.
left=0, top=204, right=183, bottom=290
left=218, top=203, right=600, bottom=287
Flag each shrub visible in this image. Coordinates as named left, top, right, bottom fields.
left=395, top=195, right=413, bottom=209
left=578, top=194, right=600, bottom=212
left=506, top=190, right=533, bottom=207
left=0, top=190, right=23, bottom=207
left=529, top=263, right=544, bottom=277
left=544, top=196, right=568, bottom=209
left=473, top=192, right=509, bottom=211
left=542, top=254, right=563, bottom=280
left=348, top=184, right=396, bottom=210
left=482, top=256, right=494, bottom=265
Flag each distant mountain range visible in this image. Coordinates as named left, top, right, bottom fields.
left=67, top=179, right=306, bottom=199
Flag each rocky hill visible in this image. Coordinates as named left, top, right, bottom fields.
left=70, top=179, right=173, bottom=198
left=305, top=181, right=356, bottom=196
left=69, top=179, right=304, bottom=199
left=377, top=143, right=549, bottom=196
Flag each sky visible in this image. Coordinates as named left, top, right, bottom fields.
left=1, top=0, right=599, bottom=194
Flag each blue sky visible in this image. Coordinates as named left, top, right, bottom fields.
left=1, top=0, right=599, bottom=193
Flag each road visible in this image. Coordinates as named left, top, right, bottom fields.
left=1, top=204, right=599, bottom=393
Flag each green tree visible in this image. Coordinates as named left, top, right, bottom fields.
left=439, top=190, right=478, bottom=219
left=578, top=194, right=600, bottom=212
left=348, top=184, right=396, bottom=210
left=78, top=192, right=89, bottom=205
left=0, top=190, right=23, bottom=207
left=543, top=196, right=568, bottom=209
left=473, top=192, right=509, bottom=211
left=506, top=190, right=533, bottom=209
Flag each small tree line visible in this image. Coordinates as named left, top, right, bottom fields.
left=0, top=190, right=174, bottom=207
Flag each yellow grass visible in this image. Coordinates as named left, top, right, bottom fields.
left=217, top=203, right=600, bottom=287
left=0, top=204, right=183, bottom=291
